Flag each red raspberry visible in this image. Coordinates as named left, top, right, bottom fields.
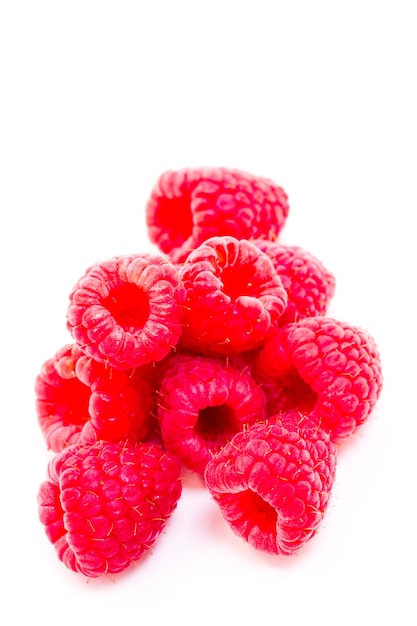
left=204, top=415, right=337, bottom=555
left=37, top=440, right=182, bottom=577
left=35, top=343, right=154, bottom=452
left=156, top=353, right=267, bottom=475
left=145, top=167, right=289, bottom=262
left=255, top=317, right=383, bottom=442
left=179, top=236, right=288, bottom=355
left=67, top=253, right=186, bottom=370
left=253, top=240, right=336, bottom=325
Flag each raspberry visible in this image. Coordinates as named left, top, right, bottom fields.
left=145, top=167, right=289, bottom=262
left=34, top=163, right=383, bottom=572
left=179, top=236, right=288, bottom=355
left=253, top=240, right=336, bottom=325
left=35, top=343, right=154, bottom=452
left=156, top=353, right=267, bottom=475
left=204, top=415, right=337, bottom=555
left=37, top=440, right=182, bottom=577
left=67, top=253, right=186, bottom=370
left=255, top=317, right=383, bottom=442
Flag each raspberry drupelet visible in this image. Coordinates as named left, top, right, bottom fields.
left=179, top=236, right=288, bottom=355
left=145, top=167, right=290, bottom=262
left=204, top=413, right=337, bottom=555
left=254, top=317, right=383, bottom=442
left=37, top=440, right=182, bottom=578
left=35, top=343, right=154, bottom=452
left=156, top=353, right=267, bottom=475
left=67, top=253, right=186, bottom=370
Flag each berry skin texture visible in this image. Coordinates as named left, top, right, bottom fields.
left=145, top=167, right=290, bottom=262
left=37, top=441, right=182, bottom=578
left=253, top=240, right=336, bottom=325
left=255, top=317, right=383, bottom=442
left=156, top=353, right=267, bottom=475
left=35, top=343, right=153, bottom=452
left=67, top=253, right=186, bottom=370
left=204, top=415, right=337, bottom=555
left=179, top=236, right=288, bottom=355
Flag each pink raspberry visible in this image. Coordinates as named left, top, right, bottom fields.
left=179, top=236, right=288, bottom=355
left=35, top=343, right=154, bottom=452
left=67, top=253, right=186, bottom=370
left=204, top=415, right=337, bottom=555
left=255, top=317, right=383, bottom=442
left=253, top=240, right=336, bottom=325
left=156, top=353, right=267, bottom=475
left=145, top=167, right=289, bottom=262
left=37, top=440, right=182, bottom=577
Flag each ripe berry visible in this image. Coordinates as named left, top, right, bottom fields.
left=255, top=317, right=383, bottom=442
left=145, top=167, right=289, bottom=262
left=156, top=353, right=267, bottom=475
left=253, top=240, right=336, bottom=325
left=37, top=440, right=182, bottom=577
left=67, top=253, right=186, bottom=370
left=204, top=415, right=337, bottom=555
left=35, top=343, right=154, bottom=452
left=179, top=236, right=288, bottom=355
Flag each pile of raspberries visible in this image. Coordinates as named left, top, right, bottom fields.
left=36, top=167, right=383, bottom=578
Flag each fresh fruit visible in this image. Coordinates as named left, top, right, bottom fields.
left=179, top=236, right=288, bottom=355
left=255, top=317, right=383, bottom=442
left=67, top=253, right=186, bottom=370
left=156, top=353, right=266, bottom=475
left=145, top=167, right=289, bottom=262
left=37, top=440, right=182, bottom=577
left=204, top=414, right=337, bottom=555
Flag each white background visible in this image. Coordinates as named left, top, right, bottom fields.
left=1, top=1, right=416, bottom=624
